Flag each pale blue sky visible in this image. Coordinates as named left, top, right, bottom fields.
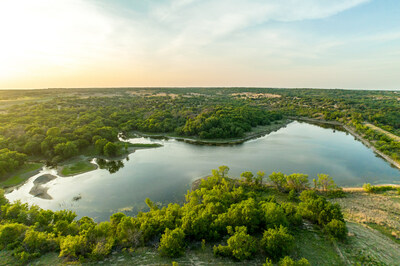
left=0, top=0, right=399, bottom=89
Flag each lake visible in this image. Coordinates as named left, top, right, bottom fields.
left=6, top=121, right=400, bottom=221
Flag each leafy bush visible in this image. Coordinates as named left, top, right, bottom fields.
left=59, top=235, right=89, bottom=260
left=0, top=223, right=27, bottom=249
left=261, top=225, right=294, bottom=260
left=279, top=256, right=310, bottom=266
left=22, top=229, right=57, bottom=254
left=326, top=188, right=346, bottom=198
left=158, top=228, right=186, bottom=258
left=260, top=202, right=288, bottom=229
left=288, top=189, right=297, bottom=201
left=324, top=219, right=347, bottom=240
left=213, top=226, right=257, bottom=261
left=298, top=190, right=343, bottom=226
left=363, top=183, right=396, bottom=193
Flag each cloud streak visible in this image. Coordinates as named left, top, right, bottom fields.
left=1, top=0, right=399, bottom=89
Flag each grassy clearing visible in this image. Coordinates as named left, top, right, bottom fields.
left=60, top=160, right=97, bottom=176
left=367, top=223, right=400, bottom=244
left=338, top=222, right=400, bottom=265
left=290, top=227, right=342, bottom=265
left=0, top=162, right=43, bottom=188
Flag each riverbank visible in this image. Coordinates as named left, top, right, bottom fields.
left=0, top=162, right=43, bottom=191
left=343, top=125, right=400, bottom=170
left=132, top=119, right=291, bottom=145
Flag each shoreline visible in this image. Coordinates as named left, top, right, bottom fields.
left=290, top=116, right=400, bottom=171
left=191, top=176, right=400, bottom=192
left=4, top=145, right=160, bottom=195
left=132, top=119, right=291, bottom=145
left=342, top=125, right=400, bottom=170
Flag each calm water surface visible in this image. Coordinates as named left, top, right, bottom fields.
left=7, top=121, right=400, bottom=221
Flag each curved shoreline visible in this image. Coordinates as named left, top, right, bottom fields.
left=289, top=116, right=400, bottom=171
left=132, top=119, right=291, bottom=145
left=343, top=125, right=400, bottom=170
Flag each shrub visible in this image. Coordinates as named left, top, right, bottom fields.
left=218, top=197, right=262, bottom=233
left=324, top=219, right=347, bottom=240
left=261, top=225, right=294, bottom=260
left=22, top=229, right=57, bottom=254
left=298, top=190, right=343, bottom=226
left=116, top=216, right=142, bottom=248
left=326, top=188, right=346, bottom=198
left=91, top=237, right=114, bottom=259
left=269, top=172, right=287, bottom=192
left=158, top=228, right=186, bottom=258
left=260, top=202, right=288, bottom=229
left=363, top=183, right=396, bottom=193
left=59, top=235, right=89, bottom=259
left=264, top=257, right=273, bottom=266
left=279, top=256, right=310, bottom=266
left=317, top=174, right=337, bottom=192
left=281, top=202, right=302, bottom=227
left=0, top=189, right=8, bottom=206
left=363, top=183, right=373, bottom=193
left=0, top=223, right=27, bottom=249
left=213, top=226, right=257, bottom=261
left=288, top=189, right=297, bottom=201
left=286, top=173, right=309, bottom=192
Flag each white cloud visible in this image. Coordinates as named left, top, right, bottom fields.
left=145, top=0, right=370, bottom=51
left=4, top=0, right=399, bottom=89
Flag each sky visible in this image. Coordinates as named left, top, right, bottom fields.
left=0, top=0, right=399, bottom=90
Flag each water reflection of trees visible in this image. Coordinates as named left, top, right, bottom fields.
left=96, top=158, right=125, bottom=174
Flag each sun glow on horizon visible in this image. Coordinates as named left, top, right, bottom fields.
left=1, top=0, right=400, bottom=90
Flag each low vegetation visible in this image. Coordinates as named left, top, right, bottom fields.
left=0, top=166, right=349, bottom=264
left=60, top=161, right=97, bottom=176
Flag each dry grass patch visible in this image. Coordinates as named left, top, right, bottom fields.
left=330, top=191, right=400, bottom=237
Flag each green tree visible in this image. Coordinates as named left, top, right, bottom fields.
left=218, top=165, right=229, bottom=178
left=261, top=225, right=294, bottom=260
left=95, top=138, right=108, bottom=155
left=317, top=174, right=336, bottom=192
left=213, top=226, right=257, bottom=261
left=103, top=142, right=118, bottom=157
left=269, top=172, right=287, bottom=191
left=286, top=173, right=309, bottom=192
left=324, top=219, right=347, bottom=240
left=241, top=171, right=254, bottom=184
left=158, top=228, right=186, bottom=258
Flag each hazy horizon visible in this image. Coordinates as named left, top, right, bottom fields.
left=1, top=0, right=399, bottom=90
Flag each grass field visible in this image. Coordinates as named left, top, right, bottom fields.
left=60, top=160, right=97, bottom=176
left=0, top=162, right=43, bottom=188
